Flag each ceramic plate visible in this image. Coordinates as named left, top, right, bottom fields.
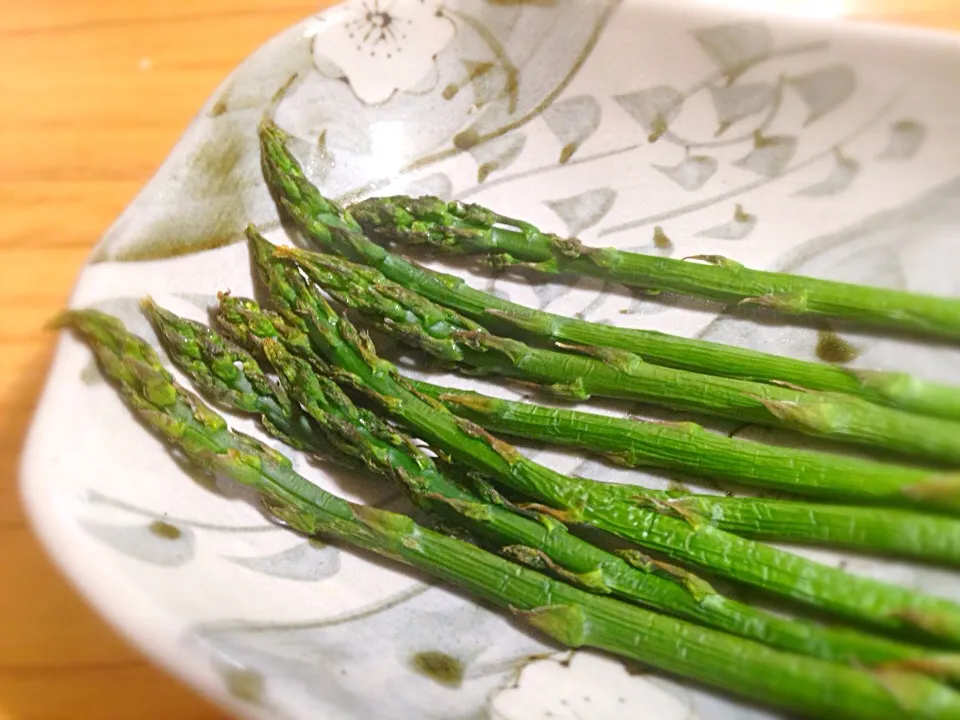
left=21, top=1, right=960, bottom=718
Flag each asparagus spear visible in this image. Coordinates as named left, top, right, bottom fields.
left=280, top=246, right=960, bottom=466
left=58, top=308, right=960, bottom=720
left=208, top=292, right=960, bottom=564
left=349, top=193, right=960, bottom=342
left=258, top=118, right=960, bottom=421
left=248, top=227, right=960, bottom=643
left=164, top=297, right=960, bottom=671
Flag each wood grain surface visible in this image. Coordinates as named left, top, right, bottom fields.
left=0, top=2, right=956, bottom=718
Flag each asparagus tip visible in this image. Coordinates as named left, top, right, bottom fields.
left=436, top=391, right=497, bottom=415
left=46, top=308, right=77, bottom=331
left=514, top=604, right=587, bottom=647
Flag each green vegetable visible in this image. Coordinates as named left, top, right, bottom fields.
left=349, top=193, right=960, bottom=342
left=201, top=290, right=960, bottom=566
left=214, top=278, right=960, bottom=567
left=280, top=245, right=960, bottom=466
left=249, top=227, right=960, bottom=644
left=58, top=307, right=960, bottom=718
left=212, top=292, right=960, bottom=514
left=258, top=119, right=960, bottom=421
left=197, top=294, right=960, bottom=670
left=142, top=298, right=334, bottom=458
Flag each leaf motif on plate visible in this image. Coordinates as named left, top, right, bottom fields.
left=542, top=95, right=602, bottom=163
left=708, top=82, right=776, bottom=136
left=692, top=22, right=772, bottom=80
left=696, top=204, right=756, bottom=240
left=787, top=64, right=856, bottom=126
left=533, top=280, right=577, bottom=311
left=654, top=154, right=718, bottom=191
left=81, top=358, right=104, bottom=386
left=215, top=661, right=266, bottom=705
left=733, top=130, right=797, bottom=177
left=544, top=188, right=617, bottom=236
left=409, top=650, right=465, bottom=689
left=574, top=280, right=615, bottom=321
left=90, top=33, right=313, bottom=262
left=444, top=59, right=514, bottom=110
left=490, top=648, right=692, bottom=719
left=794, top=148, right=860, bottom=197
left=226, top=540, right=341, bottom=582
left=79, top=519, right=196, bottom=567
left=486, top=282, right=513, bottom=303
left=630, top=227, right=675, bottom=258
left=466, top=132, right=527, bottom=182
left=195, top=585, right=548, bottom=720
left=879, top=119, right=926, bottom=160
left=614, top=86, right=684, bottom=142
left=405, top=173, right=454, bottom=199
left=302, top=128, right=337, bottom=184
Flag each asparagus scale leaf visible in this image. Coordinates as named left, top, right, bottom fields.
left=164, top=296, right=960, bottom=672
left=282, top=245, right=960, bottom=466
left=248, top=228, right=960, bottom=644
left=350, top=193, right=960, bottom=343
left=57, top=308, right=960, bottom=720
left=258, top=118, right=960, bottom=420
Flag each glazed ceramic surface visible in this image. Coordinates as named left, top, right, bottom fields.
left=21, top=1, right=960, bottom=718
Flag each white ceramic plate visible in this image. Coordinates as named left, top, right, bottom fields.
left=21, top=1, right=960, bottom=718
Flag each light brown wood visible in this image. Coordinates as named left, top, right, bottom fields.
left=0, top=2, right=956, bottom=718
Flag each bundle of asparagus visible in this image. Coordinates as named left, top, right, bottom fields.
left=143, top=298, right=960, bottom=669
left=57, top=308, right=960, bottom=720
left=278, top=244, right=960, bottom=467
left=207, top=281, right=960, bottom=568
left=237, top=230, right=960, bottom=642
left=260, top=120, right=960, bottom=421
left=52, top=115, right=960, bottom=719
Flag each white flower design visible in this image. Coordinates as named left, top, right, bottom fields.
left=307, top=0, right=456, bottom=105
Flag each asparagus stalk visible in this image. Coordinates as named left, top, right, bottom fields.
left=258, top=118, right=960, bottom=421
left=412, top=381, right=960, bottom=512
left=57, top=309, right=960, bottom=720
left=349, top=193, right=960, bottom=342
left=248, top=228, right=960, bottom=644
left=281, top=246, right=960, bottom=466
left=210, top=295, right=960, bottom=568
left=169, top=300, right=960, bottom=672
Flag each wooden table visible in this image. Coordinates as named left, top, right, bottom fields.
left=0, top=2, right=956, bottom=718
